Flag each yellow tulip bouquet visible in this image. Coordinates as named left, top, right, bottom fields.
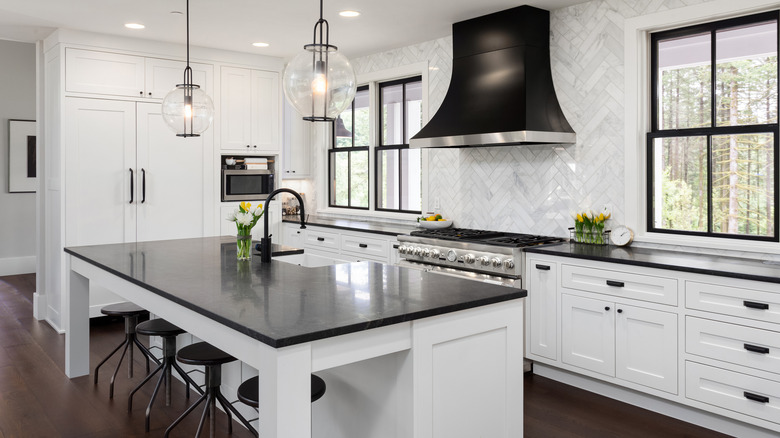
left=572, top=208, right=611, bottom=244
left=227, top=201, right=264, bottom=260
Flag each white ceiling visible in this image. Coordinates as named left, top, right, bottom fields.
left=0, top=0, right=589, bottom=59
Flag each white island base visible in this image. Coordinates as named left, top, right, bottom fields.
left=65, top=256, right=524, bottom=438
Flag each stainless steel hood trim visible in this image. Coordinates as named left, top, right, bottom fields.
left=410, top=130, right=577, bottom=149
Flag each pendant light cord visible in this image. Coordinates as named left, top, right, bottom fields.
left=186, top=0, right=190, bottom=68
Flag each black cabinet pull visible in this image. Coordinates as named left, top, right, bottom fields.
left=606, top=280, right=625, bottom=287
left=744, top=343, right=770, bottom=354
left=129, top=168, right=134, bottom=204
left=359, top=243, right=368, bottom=248
left=392, top=244, right=400, bottom=249
left=744, top=392, right=769, bottom=404
left=605, top=306, right=610, bottom=311
left=535, top=264, right=551, bottom=271
left=317, top=237, right=325, bottom=241
left=744, top=300, right=769, bottom=310
left=141, top=168, right=146, bottom=203
left=617, top=309, right=623, bottom=314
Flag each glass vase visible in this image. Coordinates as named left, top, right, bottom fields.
left=236, top=232, right=252, bottom=261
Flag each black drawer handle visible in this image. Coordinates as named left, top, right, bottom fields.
left=744, top=300, right=769, bottom=310
left=535, top=264, right=551, bottom=271
left=744, top=391, right=770, bottom=404
left=392, top=244, right=399, bottom=249
left=606, top=280, right=625, bottom=287
left=316, top=237, right=325, bottom=242
left=744, top=344, right=770, bottom=354
left=359, top=243, right=368, bottom=248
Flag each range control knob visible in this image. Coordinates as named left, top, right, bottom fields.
left=503, top=259, right=515, bottom=270
left=491, top=257, right=502, bottom=268
left=478, top=256, right=490, bottom=266
left=422, top=248, right=431, bottom=258
left=464, top=254, right=475, bottom=264
left=446, top=250, right=458, bottom=262
left=430, top=249, right=441, bottom=259
left=398, top=246, right=408, bottom=254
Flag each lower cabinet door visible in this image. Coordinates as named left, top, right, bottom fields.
left=561, top=294, right=615, bottom=376
left=616, top=304, right=678, bottom=394
left=527, top=259, right=558, bottom=360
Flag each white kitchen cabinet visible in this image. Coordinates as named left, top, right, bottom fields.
left=527, top=259, right=558, bottom=361
left=281, top=223, right=400, bottom=264
left=561, top=293, right=677, bottom=393
left=64, top=97, right=215, bottom=315
left=282, top=222, right=306, bottom=248
left=220, top=66, right=280, bottom=153
left=65, top=48, right=212, bottom=100
left=282, top=99, right=311, bottom=178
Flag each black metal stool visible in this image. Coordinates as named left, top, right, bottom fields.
left=128, top=319, right=204, bottom=431
left=94, top=302, right=159, bottom=398
left=236, top=373, right=325, bottom=436
left=164, top=342, right=255, bottom=438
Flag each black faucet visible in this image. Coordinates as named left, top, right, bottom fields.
left=259, top=188, right=306, bottom=263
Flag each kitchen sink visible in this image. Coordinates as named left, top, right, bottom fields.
left=273, top=253, right=349, bottom=268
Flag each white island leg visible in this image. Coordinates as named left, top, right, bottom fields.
left=256, top=342, right=314, bottom=438
left=65, top=256, right=91, bottom=378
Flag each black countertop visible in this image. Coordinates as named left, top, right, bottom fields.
left=283, top=214, right=418, bottom=237
left=525, top=242, right=780, bottom=284
left=65, top=236, right=524, bottom=348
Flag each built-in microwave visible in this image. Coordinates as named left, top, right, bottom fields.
left=221, top=169, right=275, bottom=202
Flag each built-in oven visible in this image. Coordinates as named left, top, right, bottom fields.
left=221, top=156, right=275, bottom=201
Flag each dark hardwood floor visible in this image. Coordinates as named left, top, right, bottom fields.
left=0, top=274, right=733, bottom=437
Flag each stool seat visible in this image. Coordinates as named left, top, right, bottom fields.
left=176, top=342, right=235, bottom=367
left=136, top=319, right=185, bottom=337
left=237, top=374, right=326, bottom=408
left=100, top=302, right=147, bottom=316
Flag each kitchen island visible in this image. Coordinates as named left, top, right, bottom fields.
left=64, top=236, right=525, bottom=438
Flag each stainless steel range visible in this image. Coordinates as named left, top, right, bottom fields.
left=397, top=228, right=565, bottom=289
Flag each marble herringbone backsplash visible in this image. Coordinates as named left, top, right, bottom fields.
left=308, top=0, right=715, bottom=238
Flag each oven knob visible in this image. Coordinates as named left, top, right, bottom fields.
left=413, top=247, right=423, bottom=256
left=422, top=248, right=431, bottom=258
left=503, top=259, right=515, bottom=270
left=430, top=249, right=440, bottom=259
left=464, top=254, right=475, bottom=264
left=478, top=256, right=490, bottom=266
left=491, top=257, right=502, bottom=268
left=398, top=245, right=408, bottom=254
left=446, top=250, right=458, bottom=262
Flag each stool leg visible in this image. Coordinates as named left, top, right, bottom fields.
left=172, top=362, right=202, bottom=397
left=109, top=340, right=132, bottom=399
left=217, top=392, right=258, bottom=437
left=126, top=315, right=138, bottom=378
left=144, top=364, right=168, bottom=432
left=128, top=362, right=163, bottom=411
left=94, top=338, right=127, bottom=385
left=164, top=391, right=207, bottom=438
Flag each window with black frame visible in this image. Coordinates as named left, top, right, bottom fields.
left=648, top=11, right=779, bottom=241
left=329, top=85, right=369, bottom=209
left=376, top=76, right=423, bottom=213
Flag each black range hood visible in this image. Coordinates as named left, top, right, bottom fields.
left=410, top=5, right=575, bottom=149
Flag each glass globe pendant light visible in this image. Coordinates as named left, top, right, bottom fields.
left=282, top=0, right=357, bottom=122
left=161, top=0, right=214, bottom=137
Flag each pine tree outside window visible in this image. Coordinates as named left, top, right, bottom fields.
left=648, top=11, right=779, bottom=241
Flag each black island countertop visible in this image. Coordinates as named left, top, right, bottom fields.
left=65, top=236, right=525, bottom=348
left=525, top=242, right=780, bottom=284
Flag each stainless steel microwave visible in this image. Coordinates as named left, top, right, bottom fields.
left=221, top=169, right=275, bottom=202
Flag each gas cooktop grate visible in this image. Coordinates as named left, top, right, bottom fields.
left=410, top=228, right=564, bottom=248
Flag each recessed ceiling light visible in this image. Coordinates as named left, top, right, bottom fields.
left=170, top=11, right=183, bottom=15
left=124, top=23, right=145, bottom=30
left=252, top=42, right=270, bottom=48
left=339, top=10, right=360, bottom=17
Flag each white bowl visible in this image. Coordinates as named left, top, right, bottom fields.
left=418, top=220, right=452, bottom=229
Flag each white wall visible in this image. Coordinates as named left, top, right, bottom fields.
left=0, top=39, right=37, bottom=275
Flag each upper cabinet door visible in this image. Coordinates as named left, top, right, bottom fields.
left=144, top=58, right=213, bottom=100
left=220, top=66, right=252, bottom=150
left=65, top=48, right=145, bottom=97
left=250, top=70, right=280, bottom=153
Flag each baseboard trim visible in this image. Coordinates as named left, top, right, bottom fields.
left=0, top=255, right=36, bottom=276
left=533, top=363, right=777, bottom=438
left=33, top=292, right=47, bottom=320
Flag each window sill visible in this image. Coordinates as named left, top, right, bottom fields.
left=635, top=230, right=780, bottom=256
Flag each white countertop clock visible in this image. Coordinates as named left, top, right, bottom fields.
left=610, top=225, right=634, bottom=246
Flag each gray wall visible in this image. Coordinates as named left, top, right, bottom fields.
left=0, top=39, right=36, bottom=273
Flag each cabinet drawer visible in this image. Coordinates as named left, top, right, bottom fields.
left=686, top=280, right=780, bottom=325
left=686, top=361, right=780, bottom=424
left=686, top=317, right=780, bottom=375
left=283, top=224, right=305, bottom=248
left=340, top=234, right=389, bottom=261
left=304, top=228, right=339, bottom=252
left=562, top=264, right=678, bottom=306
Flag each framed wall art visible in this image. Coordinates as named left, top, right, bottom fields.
left=8, top=119, right=36, bottom=193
